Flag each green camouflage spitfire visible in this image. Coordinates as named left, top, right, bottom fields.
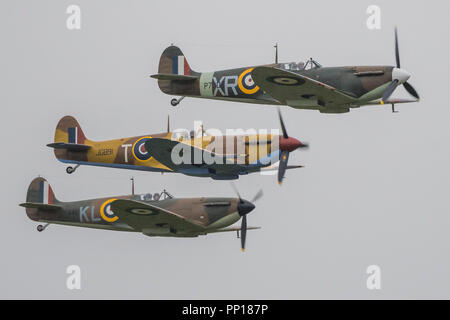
left=20, top=177, right=262, bottom=251
left=152, top=29, right=419, bottom=113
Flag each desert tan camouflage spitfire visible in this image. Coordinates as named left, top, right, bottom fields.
left=48, top=110, right=308, bottom=184
left=152, top=29, right=419, bottom=113
left=20, top=177, right=262, bottom=251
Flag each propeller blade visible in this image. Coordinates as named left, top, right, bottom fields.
left=230, top=182, right=243, bottom=203
left=395, top=27, right=400, bottom=69
left=404, top=82, right=420, bottom=100
left=241, top=215, right=247, bottom=252
left=381, top=80, right=399, bottom=104
left=251, top=189, right=263, bottom=203
left=278, top=151, right=289, bottom=185
left=278, top=108, right=289, bottom=139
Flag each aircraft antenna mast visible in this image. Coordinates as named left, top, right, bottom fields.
left=167, top=115, right=170, bottom=133
left=131, top=177, right=135, bottom=196
left=274, top=43, right=278, bottom=64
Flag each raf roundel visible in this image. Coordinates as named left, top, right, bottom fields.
left=100, top=198, right=118, bottom=223
left=238, top=68, right=260, bottom=95
left=132, top=136, right=153, bottom=162
left=129, top=208, right=154, bottom=215
left=267, top=76, right=304, bottom=86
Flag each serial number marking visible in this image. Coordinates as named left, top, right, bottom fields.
left=95, top=148, right=113, bottom=156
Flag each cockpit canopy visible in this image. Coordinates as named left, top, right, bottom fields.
left=172, top=128, right=209, bottom=141
left=134, top=189, right=174, bottom=202
left=280, top=58, right=322, bottom=71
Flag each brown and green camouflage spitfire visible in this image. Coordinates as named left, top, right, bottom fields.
left=20, top=177, right=261, bottom=251
left=152, top=29, right=419, bottom=113
left=48, top=110, right=308, bottom=184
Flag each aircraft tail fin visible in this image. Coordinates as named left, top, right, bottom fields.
left=151, top=46, right=200, bottom=95
left=53, top=115, right=88, bottom=145
left=25, top=177, right=59, bottom=205
left=156, top=45, right=197, bottom=77
left=21, top=177, right=61, bottom=221
left=47, top=116, right=91, bottom=155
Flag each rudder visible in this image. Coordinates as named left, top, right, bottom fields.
left=26, top=177, right=59, bottom=205
left=22, top=177, right=61, bottom=222
left=158, top=46, right=196, bottom=76
left=54, top=116, right=87, bottom=145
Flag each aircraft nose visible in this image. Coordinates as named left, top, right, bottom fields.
left=280, top=137, right=308, bottom=152
left=238, top=200, right=255, bottom=216
left=392, top=68, right=411, bottom=84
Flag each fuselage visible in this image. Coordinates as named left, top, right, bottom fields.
left=53, top=122, right=284, bottom=179
left=25, top=193, right=241, bottom=237
left=157, top=64, right=396, bottom=110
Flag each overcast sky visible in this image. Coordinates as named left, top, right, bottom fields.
left=1, top=0, right=449, bottom=299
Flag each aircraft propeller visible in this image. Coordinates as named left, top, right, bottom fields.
left=381, top=28, right=420, bottom=105
left=231, top=183, right=262, bottom=252
left=277, top=108, right=308, bottom=185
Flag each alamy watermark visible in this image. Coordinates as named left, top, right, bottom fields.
left=366, top=5, right=381, bottom=30
left=366, top=265, right=382, bottom=290
left=169, top=122, right=281, bottom=167
left=66, top=5, right=81, bottom=30
left=66, top=265, right=81, bottom=290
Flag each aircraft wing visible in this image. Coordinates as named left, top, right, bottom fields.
left=110, top=199, right=205, bottom=233
left=259, top=161, right=304, bottom=175
left=359, top=98, right=420, bottom=106
left=145, top=138, right=246, bottom=174
left=251, top=66, right=356, bottom=106
left=208, top=226, right=261, bottom=233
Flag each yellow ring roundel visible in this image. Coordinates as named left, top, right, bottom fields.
left=132, top=136, right=153, bottom=162
left=100, top=198, right=118, bottom=222
left=238, top=68, right=259, bottom=95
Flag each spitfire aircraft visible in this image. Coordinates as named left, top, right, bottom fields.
left=151, top=29, right=419, bottom=113
left=20, top=177, right=262, bottom=251
left=48, top=110, right=308, bottom=184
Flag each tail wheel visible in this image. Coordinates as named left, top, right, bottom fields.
left=170, top=96, right=185, bottom=107
left=37, top=225, right=44, bottom=232
left=170, top=98, right=179, bottom=107
left=66, top=164, right=80, bottom=174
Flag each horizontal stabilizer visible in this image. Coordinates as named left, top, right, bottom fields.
left=19, top=202, right=62, bottom=211
left=150, top=73, right=198, bottom=81
left=47, top=142, right=91, bottom=152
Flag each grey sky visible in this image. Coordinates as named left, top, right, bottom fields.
left=1, top=0, right=449, bottom=299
